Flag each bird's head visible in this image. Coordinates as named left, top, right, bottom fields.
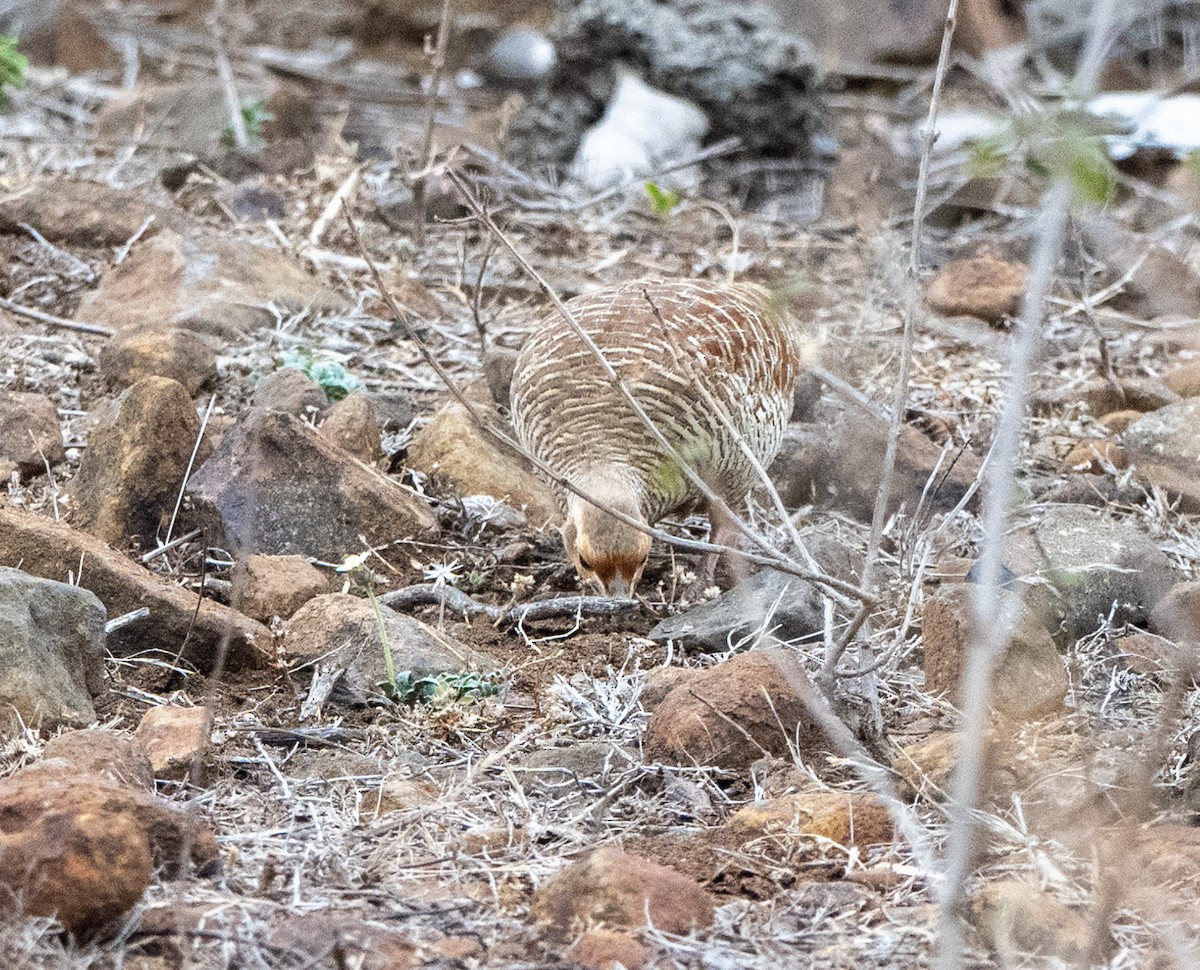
left=561, top=487, right=652, bottom=598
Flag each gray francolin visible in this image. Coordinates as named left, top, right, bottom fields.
left=509, top=278, right=805, bottom=596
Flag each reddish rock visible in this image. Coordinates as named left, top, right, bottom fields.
left=640, top=666, right=697, bottom=710
left=1114, top=631, right=1196, bottom=681
left=922, top=585, right=1066, bottom=719
left=643, top=647, right=825, bottom=772
left=1063, top=438, right=1127, bottom=473
left=531, top=847, right=714, bottom=940
left=925, top=254, right=1028, bottom=323
left=0, top=179, right=184, bottom=248
left=726, top=792, right=893, bottom=849
left=70, top=376, right=208, bottom=548
left=1097, top=409, right=1143, bottom=433
left=231, top=553, right=329, bottom=622
left=1149, top=580, right=1200, bottom=645
left=134, top=705, right=213, bottom=780
left=0, top=507, right=270, bottom=672
left=408, top=396, right=558, bottom=527
left=321, top=392, right=384, bottom=463
left=566, top=929, right=650, bottom=970
left=42, top=729, right=155, bottom=792
left=0, top=390, right=64, bottom=478
left=99, top=326, right=218, bottom=395
left=252, top=367, right=329, bottom=418
left=187, top=409, right=437, bottom=560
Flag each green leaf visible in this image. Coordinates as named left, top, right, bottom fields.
left=279, top=347, right=363, bottom=402
left=644, top=181, right=681, bottom=216
left=0, top=35, right=27, bottom=108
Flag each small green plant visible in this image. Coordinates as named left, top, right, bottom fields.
left=644, top=181, right=682, bottom=216
left=386, top=670, right=500, bottom=707
left=0, top=35, right=27, bottom=107
left=221, top=98, right=273, bottom=149
left=280, top=347, right=363, bottom=402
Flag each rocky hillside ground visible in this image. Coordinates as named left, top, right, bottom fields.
left=2, top=1, right=1200, bottom=968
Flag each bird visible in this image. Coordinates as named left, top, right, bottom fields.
left=508, top=277, right=806, bottom=597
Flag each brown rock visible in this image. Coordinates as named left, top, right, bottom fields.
left=972, top=881, right=1094, bottom=962
left=42, top=729, right=156, bottom=792
left=922, top=585, right=1066, bottom=719
left=269, top=911, right=418, bottom=970
left=726, top=791, right=893, bottom=849
left=0, top=390, right=64, bottom=478
left=186, top=409, right=437, bottom=560
left=1033, top=376, right=1180, bottom=417
left=0, top=507, right=270, bottom=672
left=1113, top=631, right=1195, bottom=682
left=925, top=255, right=1028, bottom=323
left=0, top=567, right=105, bottom=731
left=1096, top=409, right=1143, bottom=433
left=1163, top=359, right=1200, bottom=398
left=566, top=929, right=650, bottom=970
left=231, top=553, right=329, bottom=621
left=0, top=768, right=219, bottom=933
left=640, top=666, right=697, bottom=710
left=286, top=593, right=499, bottom=707
left=1123, top=399, right=1200, bottom=512
left=76, top=229, right=342, bottom=341
left=1149, top=580, right=1200, bottom=646
left=0, top=179, right=183, bottom=248
left=408, top=397, right=558, bottom=527
left=252, top=367, right=329, bottom=417
left=321, top=392, right=384, bottom=463
left=895, top=731, right=969, bottom=797
left=531, top=847, right=714, bottom=940
left=362, top=777, right=441, bottom=821
left=134, top=705, right=213, bottom=780
left=99, top=326, right=218, bottom=395
left=643, top=647, right=825, bottom=772
left=1063, top=438, right=1127, bottom=473
left=70, top=377, right=207, bottom=548
left=1079, top=216, right=1200, bottom=320
left=771, top=402, right=982, bottom=520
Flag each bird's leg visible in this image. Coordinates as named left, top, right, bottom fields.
left=687, top=499, right=746, bottom=599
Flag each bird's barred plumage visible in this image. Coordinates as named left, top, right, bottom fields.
left=511, top=278, right=803, bottom=528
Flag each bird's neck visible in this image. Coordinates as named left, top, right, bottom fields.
left=567, top=467, right=643, bottom=521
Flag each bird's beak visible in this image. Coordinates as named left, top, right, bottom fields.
left=606, top=575, right=633, bottom=599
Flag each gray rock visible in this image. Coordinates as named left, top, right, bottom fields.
left=648, top=569, right=823, bottom=652
left=1122, top=399, right=1200, bottom=512
left=187, top=408, right=438, bottom=560
left=286, top=593, right=500, bottom=707
left=1007, top=505, right=1176, bottom=642
left=518, top=740, right=631, bottom=782
left=0, top=567, right=105, bottom=730
left=484, top=26, right=557, bottom=83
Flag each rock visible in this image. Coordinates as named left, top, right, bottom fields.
left=1113, top=631, right=1195, bottom=682
left=187, top=409, right=438, bottom=560
left=408, top=397, right=557, bottom=527
left=1063, top=438, right=1127, bottom=473
left=231, top=553, right=329, bottom=622
left=640, top=666, right=696, bottom=710
left=531, top=846, right=714, bottom=940
left=0, top=390, right=64, bottom=478
left=70, top=377, right=206, bottom=548
left=1032, top=376, right=1180, bottom=417
left=481, top=346, right=520, bottom=406
left=0, top=567, right=106, bottom=730
left=925, top=255, right=1028, bottom=323
left=771, top=403, right=983, bottom=520
left=320, top=393, right=384, bottom=464
left=1006, top=505, right=1176, bottom=642
left=1079, top=217, right=1200, bottom=320
left=570, top=70, right=708, bottom=190
left=565, top=929, right=650, bottom=970
left=518, top=740, right=630, bottom=783
left=1122, top=399, right=1200, bottom=512
left=75, top=229, right=342, bottom=341
left=42, top=729, right=155, bottom=792
left=252, top=367, right=329, bottom=418
left=285, top=593, right=500, bottom=707
left=1149, top=580, right=1200, bottom=646
left=134, top=705, right=213, bottom=781
left=643, top=647, right=825, bottom=772
left=922, top=585, right=1067, bottom=719
left=268, top=911, right=418, bottom=970
left=0, top=507, right=270, bottom=672
left=1163, top=359, right=1200, bottom=398
left=483, top=26, right=557, bottom=84
left=648, top=568, right=823, bottom=652
left=0, top=768, right=219, bottom=933
left=363, top=777, right=441, bottom=820
left=896, top=731, right=966, bottom=797
left=726, top=792, right=893, bottom=849
left=1096, top=409, right=1144, bottom=433
left=99, top=326, right=218, bottom=395
left=972, top=882, right=1093, bottom=962
left=503, top=0, right=824, bottom=202
left=0, top=179, right=184, bottom=247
